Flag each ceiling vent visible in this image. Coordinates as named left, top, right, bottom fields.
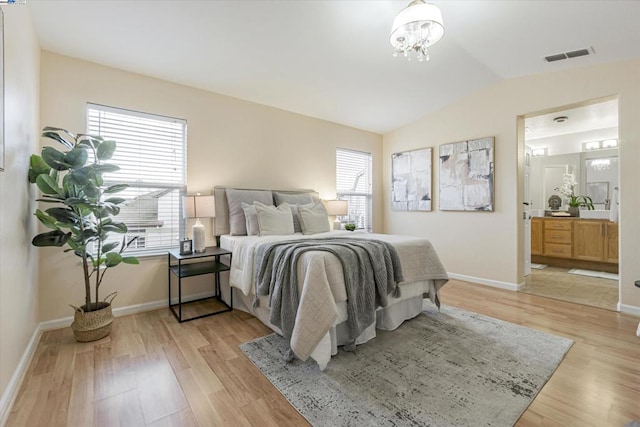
left=544, top=47, right=594, bottom=62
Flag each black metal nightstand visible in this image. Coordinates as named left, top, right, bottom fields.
left=167, top=246, right=232, bottom=322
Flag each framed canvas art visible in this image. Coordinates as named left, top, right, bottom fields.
left=439, top=137, right=494, bottom=211
left=391, top=147, right=432, bottom=211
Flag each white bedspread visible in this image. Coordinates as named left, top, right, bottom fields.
left=223, top=231, right=449, bottom=368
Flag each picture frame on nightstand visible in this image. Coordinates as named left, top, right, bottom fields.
left=180, top=239, right=193, bottom=255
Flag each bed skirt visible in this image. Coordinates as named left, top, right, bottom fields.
left=233, top=286, right=427, bottom=369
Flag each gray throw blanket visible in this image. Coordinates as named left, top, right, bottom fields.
left=253, top=238, right=403, bottom=357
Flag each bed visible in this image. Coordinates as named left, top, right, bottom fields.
left=214, top=186, right=449, bottom=370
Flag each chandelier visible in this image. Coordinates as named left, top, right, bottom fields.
left=390, top=0, right=444, bottom=62
left=590, top=158, right=611, bottom=171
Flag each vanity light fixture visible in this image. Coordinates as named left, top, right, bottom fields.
left=583, top=139, right=618, bottom=151
left=531, top=147, right=548, bottom=157
left=583, top=141, right=601, bottom=151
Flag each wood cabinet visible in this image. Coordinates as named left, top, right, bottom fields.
left=531, top=218, right=618, bottom=264
left=573, top=220, right=605, bottom=261
left=605, top=223, right=619, bottom=263
left=543, top=219, right=573, bottom=259
left=531, top=218, right=543, bottom=255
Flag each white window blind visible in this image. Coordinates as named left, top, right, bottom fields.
left=87, top=103, right=187, bottom=255
left=336, top=148, right=372, bottom=231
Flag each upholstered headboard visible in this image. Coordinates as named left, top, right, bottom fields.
left=213, top=186, right=319, bottom=236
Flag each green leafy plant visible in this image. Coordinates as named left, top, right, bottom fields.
left=567, top=195, right=594, bottom=209
left=28, top=127, right=139, bottom=312
left=344, top=223, right=356, bottom=231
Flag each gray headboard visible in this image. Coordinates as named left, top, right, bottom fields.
left=213, top=186, right=319, bottom=236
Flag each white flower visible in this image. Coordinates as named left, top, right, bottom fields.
left=555, top=173, right=577, bottom=198
left=562, top=173, right=577, bottom=187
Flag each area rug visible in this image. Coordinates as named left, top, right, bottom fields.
left=240, top=305, right=573, bottom=427
left=568, top=268, right=619, bottom=281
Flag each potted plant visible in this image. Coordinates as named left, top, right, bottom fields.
left=555, top=173, right=594, bottom=217
left=28, top=127, right=139, bottom=342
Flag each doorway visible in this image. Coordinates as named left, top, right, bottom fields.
left=519, top=97, right=620, bottom=311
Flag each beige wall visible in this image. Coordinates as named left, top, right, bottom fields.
left=0, top=5, right=40, bottom=416
left=38, top=51, right=382, bottom=322
left=383, top=59, right=640, bottom=312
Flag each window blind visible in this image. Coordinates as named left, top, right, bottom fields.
left=87, top=103, right=187, bottom=256
left=336, top=148, right=373, bottom=231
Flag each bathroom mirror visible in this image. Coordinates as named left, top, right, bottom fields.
left=584, top=156, right=618, bottom=208
left=529, top=150, right=618, bottom=211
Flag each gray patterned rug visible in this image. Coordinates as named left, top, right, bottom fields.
left=240, top=305, right=573, bottom=427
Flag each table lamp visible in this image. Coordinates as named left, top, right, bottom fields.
left=325, top=200, right=348, bottom=230
left=183, top=194, right=215, bottom=252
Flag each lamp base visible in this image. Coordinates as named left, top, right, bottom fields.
left=192, top=219, right=206, bottom=253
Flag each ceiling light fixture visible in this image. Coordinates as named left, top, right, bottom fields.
left=390, top=0, right=444, bottom=62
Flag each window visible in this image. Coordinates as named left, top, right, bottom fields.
left=336, top=148, right=372, bottom=231
left=87, top=103, right=187, bottom=256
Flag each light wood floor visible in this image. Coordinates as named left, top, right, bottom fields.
left=521, top=267, right=619, bottom=311
left=6, top=280, right=640, bottom=427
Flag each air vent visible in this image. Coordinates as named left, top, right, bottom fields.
left=566, top=48, right=590, bottom=58
left=545, top=47, right=594, bottom=63
left=545, top=53, right=567, bottom=62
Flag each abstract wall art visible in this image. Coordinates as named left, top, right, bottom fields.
left=439, top=137, right=494, bottom=211
left=391, top=147, right=432, bottom=211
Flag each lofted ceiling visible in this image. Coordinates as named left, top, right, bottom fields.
left=27, top=0, right=640, bottom=134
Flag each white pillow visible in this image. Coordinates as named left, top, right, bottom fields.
left=273, top=192, right=316, bottom=233
left=241, top=202, right=260, bottom=236
left=225, top=189, right=273, bottom=235
left=297, top=202, right=330, bottom=235
left=254, top=201, right=295, bottom=236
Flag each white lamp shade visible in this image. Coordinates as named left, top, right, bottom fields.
left=325, top=200, right=348, bottom=216
left=390, top=1, right=444, bottom=48
left=183, top=195, right=215, bottom=219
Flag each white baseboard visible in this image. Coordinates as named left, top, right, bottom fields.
left=449, top=274, right=640, bottom=317
left=39, top=298, right=170, bottom=331
left=447, top=273, right=523, bottom=291
left=0, top=324, right=42, bottom=426
left=0, top=296, right=176, bottom=425
left=38, top=291, right=219, bottom=332
left=618, top=303, right=640, bottom=317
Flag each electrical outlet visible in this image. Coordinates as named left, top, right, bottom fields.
left=637, top=322, right=640, bottom=338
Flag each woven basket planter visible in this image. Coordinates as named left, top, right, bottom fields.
left=70, top=293, right=116, bottom=342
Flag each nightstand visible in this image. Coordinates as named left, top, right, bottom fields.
left=167, top=246, right=232, bottom=322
